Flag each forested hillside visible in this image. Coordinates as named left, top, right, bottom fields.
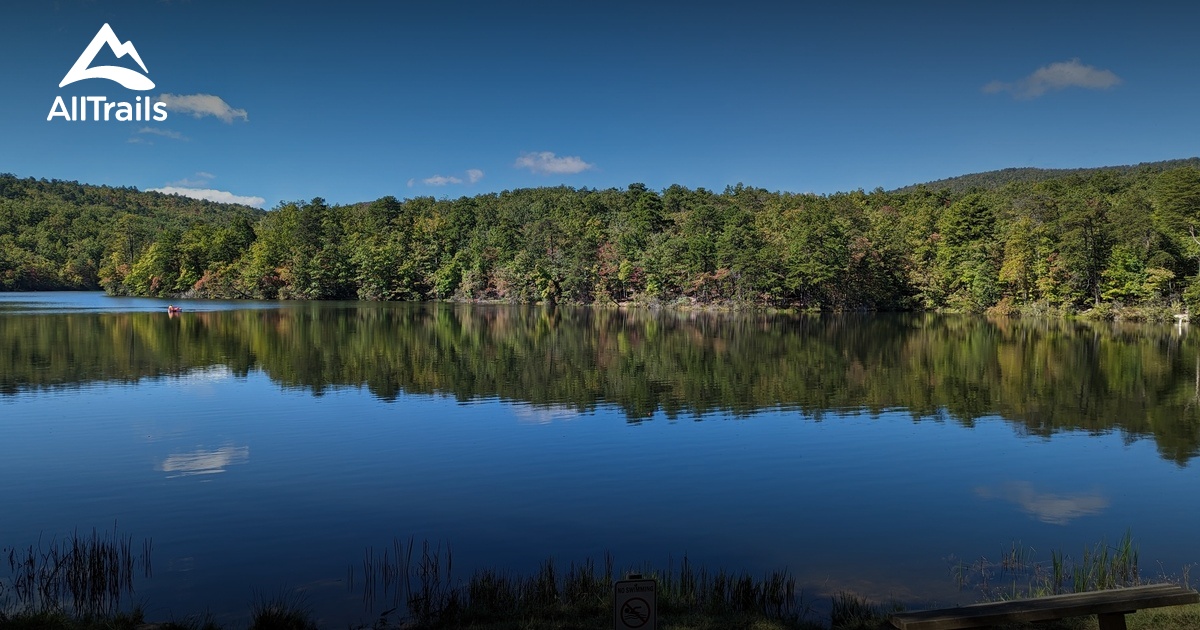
left=8, top=163, right=1200, bottom=314
left=0, top=174, right=263, bottom=291
left=894, top=158, right=1200, bottom=194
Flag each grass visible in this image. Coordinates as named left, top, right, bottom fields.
left=829, top=591, right=897, bottom=629
left=948, top=530, right=1143, bottom=600
left=2, top=531, right=1196, bottom=629
left=1, top=525, right=151, bottom=618
left=1125, top=602, right=1200, bottom=629
left=350, top=538, right=818, bottom=628
left=0, top=608, right=150, bottom=630
left=249, top=592, right=318, bottom=630
left=821, top=598, right=1200, bottom=630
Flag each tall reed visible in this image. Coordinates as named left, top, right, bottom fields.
left=949, top=530, right=1141, bottom=600
left=1, top=525, right=152, bottom=617
left=351, top=539, right=808, bottom=627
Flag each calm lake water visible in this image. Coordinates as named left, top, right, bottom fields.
left=2, top=292, right=1198, bottom=625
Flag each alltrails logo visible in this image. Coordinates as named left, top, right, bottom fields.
left=47, top=23, right=168, bottom=122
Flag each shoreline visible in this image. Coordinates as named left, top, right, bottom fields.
left=2, top=288, right=1190, bottom=324
left=5, top=532, right=1197, bottom=630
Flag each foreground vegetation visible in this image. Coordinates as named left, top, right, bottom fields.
left=3, top=531, right=1196, bottom=629
left=4, top=601, right=1198, bottom=630
left=349, top=539, right=811, bottom=629
left=8, top=159, right=1200, bottom=314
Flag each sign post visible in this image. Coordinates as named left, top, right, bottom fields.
left=613, top=574, right=656, bottom=630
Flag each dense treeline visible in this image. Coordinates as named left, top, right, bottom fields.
left=9, top=161, right=1200, bottom=313
left=893, top=158, right=1200, bottom=194
left=2, top=305, right=1197, bottom=463
left=0, top=174, right=263, bottom=291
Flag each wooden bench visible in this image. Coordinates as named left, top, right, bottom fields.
left=889, top=583, right=1199, bottom=630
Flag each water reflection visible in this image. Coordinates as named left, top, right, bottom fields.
left=176, top=366, right=234, bottom=383
left=159, top=446, right=250, bottom=477
left=512, top=403, right=583, bottom=424
left=1, top=301, right=1198, bottom=464
left=975, top=481, right=1110, bottom=525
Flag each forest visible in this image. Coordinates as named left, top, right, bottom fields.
left=5, top=159, right=1200, bottom=315
left=0, top=174, right=262, bottom=292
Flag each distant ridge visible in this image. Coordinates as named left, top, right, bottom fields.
left=0, top=172, right=264, bottom=291
left=894, top=157, right=1200, bottom=194
left=0, top=172, right=262, bottom=212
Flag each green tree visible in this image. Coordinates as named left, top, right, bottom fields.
left=1058, top=193, right=1112, bottom=306
left=1153, top=167, right=1200, bottom=276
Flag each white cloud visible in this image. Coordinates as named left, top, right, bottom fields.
left=984, top=59, right=1121, bottom=99
left=157, top=93, right=249, bottom=123
left=127, top=136, right=149, bottom=144
left=414, top=169, right=484, bottom=187
left=150, top=186, right=266, bottom=207
left=423, top=174, right=464, bottom=186
left=514, top=151, right=594, bottom=175
left=138, top=126, right=187, bottom=140
left=167, top=171, right=215, bottom=187
left=168, top=177, right=206, bottom=187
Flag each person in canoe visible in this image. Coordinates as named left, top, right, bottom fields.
left=167, top=305, right=183, bottom=314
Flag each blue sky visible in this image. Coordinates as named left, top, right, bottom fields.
left=2, top=1, right=1198, bottom=208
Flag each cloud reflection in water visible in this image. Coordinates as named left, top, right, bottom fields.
left=974, top=481, right=1109, bottom=525
left=159, top=446, right=249, bottom=477
left=511, top=403, right=582, bottom=424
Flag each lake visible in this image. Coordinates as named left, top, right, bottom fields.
left=2, top=292, right=1198, bottom=626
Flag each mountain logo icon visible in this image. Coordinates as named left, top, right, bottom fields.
left=59, top=23, right=155, bottom=91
